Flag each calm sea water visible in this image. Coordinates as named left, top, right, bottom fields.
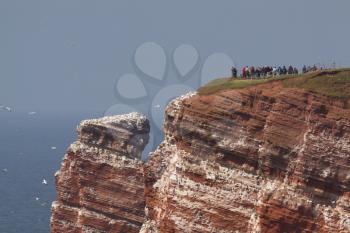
left=0, top=112, right=101, bottom=233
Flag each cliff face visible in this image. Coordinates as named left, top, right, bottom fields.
left=52, top=80, right=350, bottom=233
left=142, top=82, right=350, bottom=233
left=51, top=113, right=149, bottom=233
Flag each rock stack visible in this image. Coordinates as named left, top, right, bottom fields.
left=51, top=113, right=149, bottom=233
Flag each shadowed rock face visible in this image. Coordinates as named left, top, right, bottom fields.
left=51, top=113, right=149, bottom=233
left=141, top=83, right=350, bottom=233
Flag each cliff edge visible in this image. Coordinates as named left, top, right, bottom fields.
left=52, top=69, right=350, bottom=233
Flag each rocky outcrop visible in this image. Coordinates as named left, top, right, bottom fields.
left=51, top=113, right=149, bottom=233
left=52, top=80, right=350, bottom=233
left=141, top=82, right=350, bottom=233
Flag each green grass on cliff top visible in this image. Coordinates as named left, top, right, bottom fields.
left=198, top=68, right=350, bottom=98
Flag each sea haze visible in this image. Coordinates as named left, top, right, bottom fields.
left=0, top=112, right=100, bottom=233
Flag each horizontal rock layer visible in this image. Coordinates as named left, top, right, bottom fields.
left=51, top=113, right=149, bottom=233
left=142, top=83, right=350, bottom=233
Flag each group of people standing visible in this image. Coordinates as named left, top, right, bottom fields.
left=302, top=65, right=321, bottom=74
left=231, top=65, right=299, bottom=78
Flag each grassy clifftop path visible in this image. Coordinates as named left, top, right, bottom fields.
left=198, top=68, right=350, bottom=99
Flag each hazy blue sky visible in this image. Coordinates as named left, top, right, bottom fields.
left=1, top=0, right=350, bottom=114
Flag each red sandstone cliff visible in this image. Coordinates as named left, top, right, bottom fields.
left=142, top=82, right=350, bottom=233
left=52, top=79, right=350, bottom=233
left=51, top=113, right=149, bottom=232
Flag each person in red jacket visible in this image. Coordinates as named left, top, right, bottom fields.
left=242, top=66, right=247, bottom=78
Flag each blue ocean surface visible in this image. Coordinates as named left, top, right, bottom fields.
left=0, top=112, right=101, bottom=233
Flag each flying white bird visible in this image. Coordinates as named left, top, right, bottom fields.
left=51, top=146, right=57, bottom=150
left=153, top=104, right=161, bottom=108
left=2, top=168, right=8, bottom=172
left=42, top=179, right=48, bottom=185
left=0, top=106, right=12, bottom=112
left=35, top=197, right=40, bottom=201
left=28, top=112, right=37, bottom=115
